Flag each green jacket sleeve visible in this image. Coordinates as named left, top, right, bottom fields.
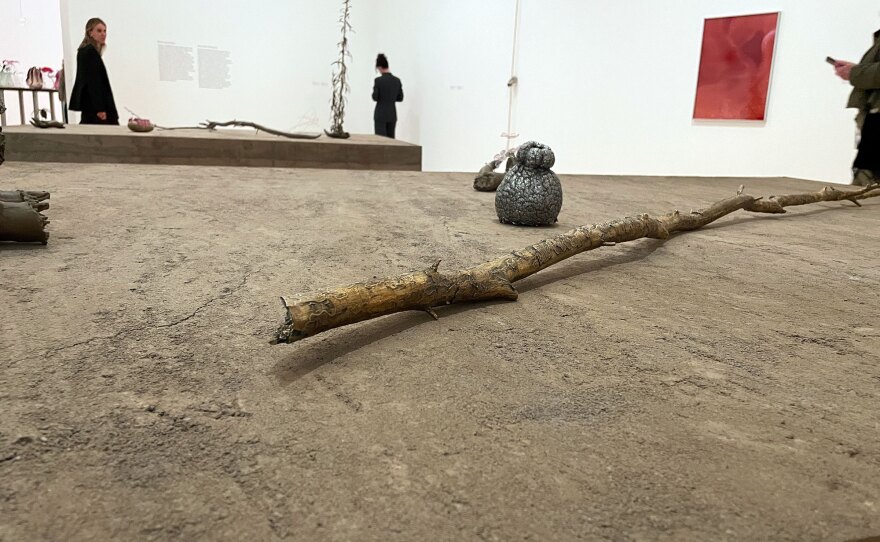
left=850, top=61, right=880, bottom=90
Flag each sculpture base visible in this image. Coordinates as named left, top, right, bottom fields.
left=3, top=125, right=421, bottom=171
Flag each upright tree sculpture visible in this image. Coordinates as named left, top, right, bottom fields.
left=325, top=0, right=352, bottom=139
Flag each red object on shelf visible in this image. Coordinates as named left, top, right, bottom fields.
left=693, top=12, right=779, bottom=121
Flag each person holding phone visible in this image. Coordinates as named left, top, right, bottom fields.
left=832, top=29, right=880, bottom=185
left=69, top=17, right=119, bottom=125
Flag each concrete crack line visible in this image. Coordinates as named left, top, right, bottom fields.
left=157, top=272, right=252, bottom=329
left=6, top=270, right=257, bottom=366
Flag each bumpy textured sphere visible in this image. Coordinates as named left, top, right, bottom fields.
left=516, top=141, right=556, bottom=169
left=495, top=142, right=563, bottom=226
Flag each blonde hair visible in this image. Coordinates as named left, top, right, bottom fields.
left=78, top=18, right=106, bottom=51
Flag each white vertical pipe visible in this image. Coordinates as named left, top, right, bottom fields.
left=505, top=0, right=521, bottom=152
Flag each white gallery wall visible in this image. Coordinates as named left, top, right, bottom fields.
left=369, top=0, right=879, bottom=183
left=510, top=0, right=880, bottom=183
left=40, top=1, right=880, bottom=183
left=0, top=0, right=64, bottom=124
left=362, top=0, right=516, bottom=175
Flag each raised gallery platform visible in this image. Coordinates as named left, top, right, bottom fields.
left=2, top=125, right=422, bottom=171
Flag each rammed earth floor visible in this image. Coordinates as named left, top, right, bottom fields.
left=1, top=162, right=878, bottom=541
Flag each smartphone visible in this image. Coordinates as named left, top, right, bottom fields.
left=826, top=56, right=838, bottom=65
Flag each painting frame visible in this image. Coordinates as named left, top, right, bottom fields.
left=693, top=12, right=781, bottom=122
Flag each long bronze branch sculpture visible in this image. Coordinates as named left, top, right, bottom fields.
left=271, top=184, right=880, bottom=344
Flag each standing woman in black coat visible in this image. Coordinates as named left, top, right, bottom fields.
left=69, top=18, right=118, bottom=125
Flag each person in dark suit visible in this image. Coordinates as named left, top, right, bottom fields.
left=372, top=53, right=403, bottom=138
left=69, top=17, right=119, bottom=125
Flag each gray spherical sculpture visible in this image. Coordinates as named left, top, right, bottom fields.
left=494, top=141, right=563, bottom=226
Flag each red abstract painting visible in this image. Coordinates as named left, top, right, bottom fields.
left=693, top=12, right=779, bottom=121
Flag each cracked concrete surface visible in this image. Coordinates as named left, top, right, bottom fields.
left=1, top=162, right=879, bottom=541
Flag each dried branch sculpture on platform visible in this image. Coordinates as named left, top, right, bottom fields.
left=0, top=190, right=50, bottom=244
left=325, top=0, right=353, bottom=139
left=157, top=120, right=321, bottom=140
left=30, top=119, right=65, bottom=129
left=270, top=183, right=880, bottom=344
left=29, top=109, right=64, bottom=129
